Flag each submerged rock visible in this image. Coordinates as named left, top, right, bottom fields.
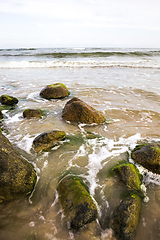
left=0, top=132, right=37, bottom=202
left=0, top=94, right=18, bottom=106
left=32, top=130, right=66, bottom=152
left=131, top=143, right=160, bottom=174
left=40, top=83, right=70, bottom=99
left=111, top=194, right=141, bottom=240
left=0, top=109, right=3, bottom=120
left=112, top=163, right=142, bottom=192
left=23, top=108, right=44, bottom=118
left=57, top=174, right=98, bottom=229
left=62, top=97, right=106, bottom=124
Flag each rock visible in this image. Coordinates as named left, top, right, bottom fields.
left=131, top=143, right=160, bottom=174
left=23, top=108, right=44, bottom=119
left=112, top=163, right=142, bottom=192
left=57, top=174, right=98, bottom=229
left=62, top=97, right=106, bottom=124
left=0, top=109, right=3, bottom=120
left=32, top=130, right=66, bottom=152
left=0, top=132, right=37, bottom=202
left=0, top=94, right=18, bottom=106
left=40, top=83, right=70, bottom=99
left=111, top=194, right=141, bottom=240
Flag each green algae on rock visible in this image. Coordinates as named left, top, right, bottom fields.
left=111, top=193, right=141, bottom=240
left=23, top=108, right=44, bottom=119
left=0, top=94, right=18, bottom=106
left=131, top=143, right=160, bottom=174
left=62, top=97, right=106, bottom=124
left=32, top=130, right=66, bottom=152
left=0, top=132, right=37, bottom=202
left=40, top=83, right=70, bottom=99
left=112, top=163, right=142, bottom=192
left=57, top=174, right=98, bottom=230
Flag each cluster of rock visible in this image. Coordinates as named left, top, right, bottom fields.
left=1, top=83, right=160, bottom=240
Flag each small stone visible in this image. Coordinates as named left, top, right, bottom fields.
left=0, top=94, right=18, bottom=106
left=40, top=83, right=70, bottom=99
left=131, top=143, right=160, bottom=174
left=0, top=109, right=3, bottom=120
left=112, top=162, right=142, bottom=192
left=32, top=130, right=66, bottom=152
left=23, top=108, right=44, bottom=118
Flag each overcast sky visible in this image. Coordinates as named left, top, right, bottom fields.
left=1, top=0, right=160, bottom=48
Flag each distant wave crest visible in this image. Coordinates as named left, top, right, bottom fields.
left=1, top=48, right=160, bottom=58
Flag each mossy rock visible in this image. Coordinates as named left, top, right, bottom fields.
left=112, top=163, right=142, bottom=192
left=62, top=97, right=106, bottom=124
left=111, top=193, right=141, bottom=240
left=32, top=130, right=66, bottom=152
left=0, top=132, right=37, bottom=202
left=23, top=108, right=44, bottom=119
left=131, top=143, right=160, bottom=174
left=0, top=109, right=3, bottom=120
left=40, top=83, right=70, bottom=99
left=57, top=174, right=98, bottom=229
left=0, top=95, right=18, bottom=106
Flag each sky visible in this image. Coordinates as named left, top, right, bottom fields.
left=1, top=0, right=160, bottom=48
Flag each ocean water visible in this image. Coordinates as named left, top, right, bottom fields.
left=0, top=48, right=160, bottom=240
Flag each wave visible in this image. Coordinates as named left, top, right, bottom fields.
left=1, top=48, right=160, bottom=58
left=0, top=59, right=160, bottom=69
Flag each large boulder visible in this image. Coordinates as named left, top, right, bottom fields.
left=0, top=132, right=37, bottom=202
left=131, top=143, right=160, bottom=174
left=0, top=94, right=18, bottom=106
left=40, top=83, right=70, bottom=99
left=23, top=108, right=44, bottom=119
left=111, top=194, right=141, bottom=240
left=112, top=163, right=142, bottom=192
left=32, top=130, right=66, bottom=152
left=57, top=175, right=98, bottom=229
left=62, top=97, right=106, bottom=124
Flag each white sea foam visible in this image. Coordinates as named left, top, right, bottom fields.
left=16, top=134, right=35, bottom=153
left=27, top=91, right=45, bottom=102
left=69, top=133, right=142, bottom=195
left=5, top=112, right=22, bottom=124
left=0, top=59, right=160, bottom=69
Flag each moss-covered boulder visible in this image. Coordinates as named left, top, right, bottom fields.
left=0, top=94, right=18, bottom=106
left=40, top=83, right=70, bottom=99
left=131, top=143, right=160, bottom=174
left=0, top=109, right=3, bottom=120
left=57, top=175, right=98, bottom=229
left=62, top=97, right=106, bottom=124
left=111, top=194, right=141, bottom=240
left=112, top=163, right=142, bottom=192
left=0, top=132, right=37, bottom=202
left=32, top=130, right=66, bottom=152
left=23, top=108, right=44, bottom=119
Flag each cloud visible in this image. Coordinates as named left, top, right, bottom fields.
left=1, top=0, right=160, bottom=48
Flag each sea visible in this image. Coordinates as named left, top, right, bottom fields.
left=0, top=48, right=160, bottom=240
